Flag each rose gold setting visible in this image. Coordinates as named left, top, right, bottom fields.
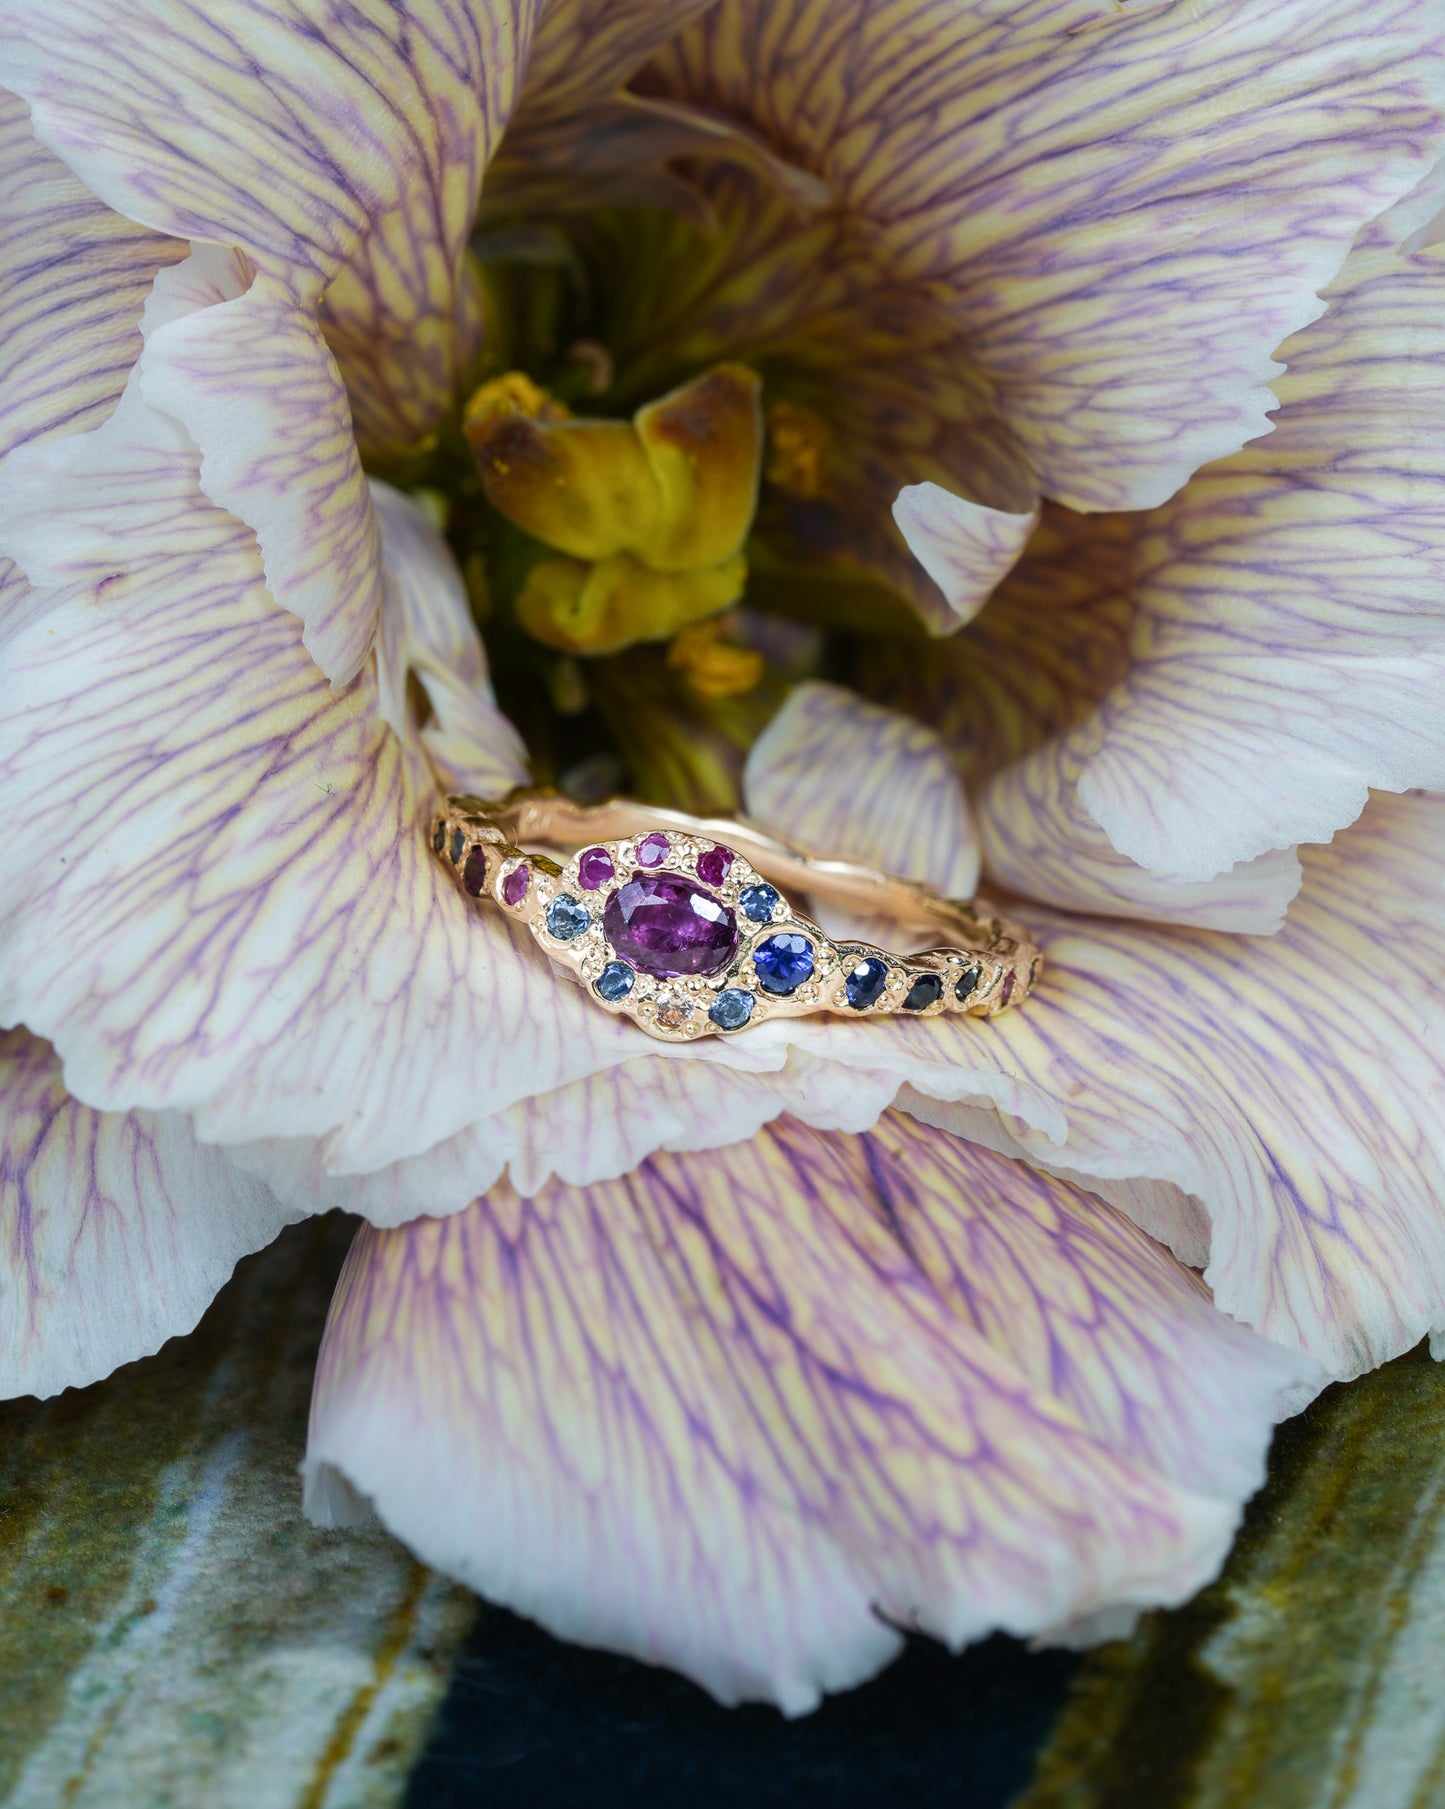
left=432, top=788, right=1040, bottom=1044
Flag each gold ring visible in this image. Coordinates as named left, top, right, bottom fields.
left=433, top=790, right=1040, bottom=1042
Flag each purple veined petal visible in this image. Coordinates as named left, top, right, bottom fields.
left=0, top=313, right=751, bottom=1175
left=0, top=0, right=540, bottom=682
left=303, top=1113, right=1314, bottom=1711
left=0, top=87, right=184, bottom=463
left=0, top=1028, right=296, bottom=1398
left=1073, top=243, right=1445, bottom=881
left=916, top=789, right=1445, bottom=1381
left=744, top=682, right=980, bottom=941
left=977, top=733, right=1303, bottom=934
left=642, top=0, right=1445, bottom=513
left=369, top=479, right=529, bottom=794
left=892, top=482, right=1039, bottom=633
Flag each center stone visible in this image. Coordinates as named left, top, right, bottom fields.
left=602, top=871, right=739, bottom=980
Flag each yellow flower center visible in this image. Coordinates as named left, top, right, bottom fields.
left=463, top=364, right=763, bottom=656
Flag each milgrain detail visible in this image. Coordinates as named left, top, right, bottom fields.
left=305, top=1111, right=1312, bottom=1712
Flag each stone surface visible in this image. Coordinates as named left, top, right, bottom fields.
left=501, top=863, right=530, bottom=907
left=603, top=873, right=739, bottom=980
left=846, top=958, right=889, bottom=1011
left=696, top=846, right=733, bottom=887
left=739, top=884, right=779, bottom=923
left=578, top=847, right=616, bottom=890
left=636, top=833, right=670, bottom=869
left=546, top=895, right=591, bottom=941
left=1017, top=1341, right=1445, bottom=1809
left=0, top=1219, right=473, bottom=1808
left=709, top=988, right=754, bottom=1030
left=753, top=933, right=814, bottom=995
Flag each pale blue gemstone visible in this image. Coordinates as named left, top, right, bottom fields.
left=546, top=894, right=590, bottom=941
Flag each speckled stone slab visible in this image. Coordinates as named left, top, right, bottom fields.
left=0, top=1215, right=474, bottom=1809
left=1017, top=1340, right=1445, bottom=1809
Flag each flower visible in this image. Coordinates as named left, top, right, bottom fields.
left=1, top=0, right=1444, bottom=1712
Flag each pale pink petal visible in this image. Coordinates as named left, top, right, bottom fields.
left=891, top=483, right=1039, bottom=633
left=977, top=735, right=1302, bottom=933
left=0, top=88, right=183, bottom=460
left=0, top=1028, right=295, bottom=1398
left=744, top=682, right=979, bottom=905
left=369, top=479, right=529, bottom=793
left=643, top=0, right=1445, bottom=511
left=305, top=1114, right=1312, bottom=1709
left=920, top=790, right=1445, bottom=1379
left=0, top=0, right=536, bottom=679
left=1076, top=245, right=1445, bottom=881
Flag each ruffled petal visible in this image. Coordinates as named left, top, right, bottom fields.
left=920, top=790, right=1445, bottom=1380
left=369, top=478, right=529, bottom=790
left=1076, top=244, right=1445, bottom=880
left=0, top=324, right=734, bottom=1177
left=891, top=483, right=1039, bottom=633
left=0, top=1028, right=294, bottom=1397
left=0, top=0, right=537, bottom=680
left=305, top=1113, right=1312, bottom=1709
left=642, top=0, right=1445, bottom=511
left=0, top=88, right=183, bottom=460
left=977, top=736, right=1302, bottom=934
left=0, top=0, right=532, bottom=446
left=743, top=681, right=979, bottom=901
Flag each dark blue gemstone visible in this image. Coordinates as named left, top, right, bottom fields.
left=954, top=965, right=982, bottom=1002
left=754, top=932, right=814, bottom=995
left=845, top=957, right=889, bottom=1011
left=448, top=827, right=466, bottom=864
left=546, top=894, right=591, bottom=941
left=709, top=988, right=754, bottom=1030
left=594, top=960, right=635, bottom=1001
left=739, top=883, right=780, bottom=923
left=432, top=822, right=447, bottom=854
left=904, top=973, right=943, bottom=1012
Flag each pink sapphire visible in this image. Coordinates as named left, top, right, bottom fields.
left=602, top=871, right=739, bottom=979
left=501, top=863, right=530, bottom=906
left=635, top=832, right=670, bottom=868
left=577, top=846, right=616, bottom=890
left=696, top=845, right=733, bottom=887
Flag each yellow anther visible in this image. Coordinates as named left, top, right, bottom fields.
left=667, top=619, right=765, bottom=699
left=765, top=398, right=831, bottom=500
left=463, top=370, right=570, bottom=436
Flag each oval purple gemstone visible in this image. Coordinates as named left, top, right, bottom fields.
left=577, top=846, right=616, bottom=890
left=636, top=832, right=670, bottom=868
left=603, top=871, right=739, bottom=980
left=501, top=863, right=530, bottom=907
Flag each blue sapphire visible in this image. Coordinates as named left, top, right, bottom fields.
left=448, top=827, right=466, bottom=864
left=845, top=957, right=889, bottom=1011
left=954, top=965, right=982, bottom=1003
left=904, top=973, right=943, bottom=1011
left=739, top=883, right=780, bottom=923
left=546, top=894, right=591, bottom=941
left=594, top=960, right=635, bottom=1001
left=754, top=933, right=814, bottom=995
left=709, top=988, right=754, bottom=1030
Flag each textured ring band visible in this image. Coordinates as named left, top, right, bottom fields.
left=433, top=789, right=1040, bottom=1043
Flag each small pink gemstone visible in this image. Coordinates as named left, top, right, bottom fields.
left=636, top=832, right=670, bottom=868
left=696, top=845, right=733, bottom=887
left=577, top=846, right=616, bottom=890
left=501, top=863, right=530, bottom=907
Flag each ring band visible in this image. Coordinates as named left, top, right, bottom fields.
left=433, top=789, right=1040, bottom=1042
